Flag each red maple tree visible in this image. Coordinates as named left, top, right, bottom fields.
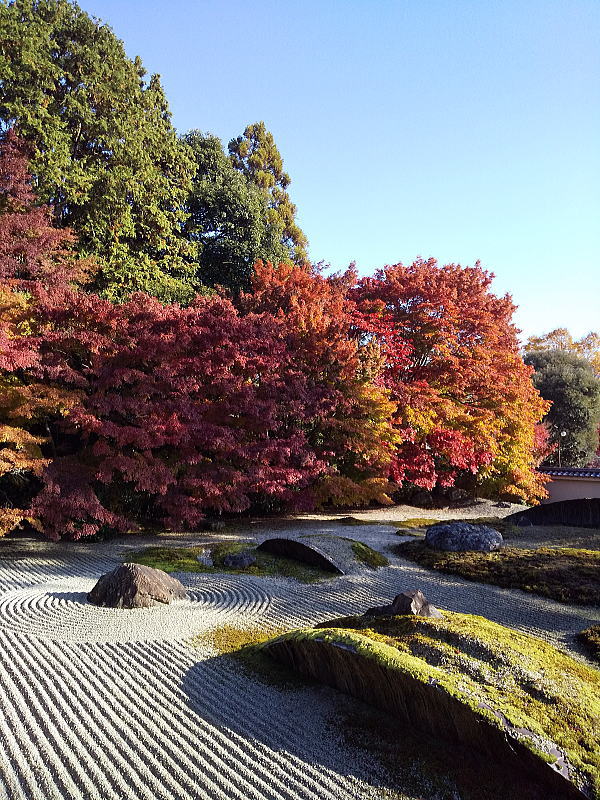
left=240, top=261, right=399, bottom=506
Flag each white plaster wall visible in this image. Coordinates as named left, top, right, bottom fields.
left=543, top=478, right=600, bottom=503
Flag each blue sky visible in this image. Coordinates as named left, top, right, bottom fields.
left=87, top=0, right=598, bottom=341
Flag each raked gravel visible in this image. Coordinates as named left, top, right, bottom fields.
left=0, top=519, right=598, bottom=800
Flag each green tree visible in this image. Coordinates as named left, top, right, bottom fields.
left=0, top=0, right=198, bottom=303
left=183, top=130, right=288, bottom=291
left=524, top=350, right=600, bottom=466
left=228, top=121, right=308, bottom=264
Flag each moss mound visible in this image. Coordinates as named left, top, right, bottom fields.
left=394, top=517, right=442, bottom=529
left=127, top=543, right=330, bottom=583
left=262, top=612, right=600, bottom=799
left=347, top=539, right=390, bottom=568
left=394, top=540, right=600, bottom=606
left=579, top=625, right=600, bottom=665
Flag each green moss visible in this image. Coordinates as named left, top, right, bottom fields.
left=192, top=624, right=277, bottom=654
left=347, top=540, right=390, bottom=568
left=394, top=540, right=600, bottom=606
left=192, top=623, right=309, bottom=689
left=125, top=545, right=205, bottom=573
left=262, top=612, right=600, bottom=797
left=579, top=625, right=600, bottom=665
left=127, top=543, right=330, bottom=583
left=394, top=518, right=441, bottom=529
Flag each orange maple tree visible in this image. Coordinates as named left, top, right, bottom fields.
left=240, top=261, right=399, bottom=506
left=0, top=130, right=81, bottom=534
left=352, top=258, right=549, bottom=501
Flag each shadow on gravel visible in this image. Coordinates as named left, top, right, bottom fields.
left=181, top=651, right=554, bottom=800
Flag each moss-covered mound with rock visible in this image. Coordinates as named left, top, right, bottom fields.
left=261, top=611, right=600, bottom=799
left=394, top=540, right=600, bottom=606
left=127, top=535, right=388, bottom=582
left=127, top=542, right=330, bottom=583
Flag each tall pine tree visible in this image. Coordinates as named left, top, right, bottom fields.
left=183, top=130, right=289, bottom=291
left=229, top=121, right=308, bottom=264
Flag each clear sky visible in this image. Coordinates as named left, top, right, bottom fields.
left=85, top=0, right=598, bottom=341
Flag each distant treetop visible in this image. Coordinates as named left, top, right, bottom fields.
left=229, top=121, right=309, bottom=265
left=526, top=328, right=600, bottom=375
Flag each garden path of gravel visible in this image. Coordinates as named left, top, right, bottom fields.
left=0, top=518, right=597, bottom=800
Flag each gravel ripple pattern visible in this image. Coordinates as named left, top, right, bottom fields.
left=0, top=576, right=272, bottom=642
left=0, top=522, right=597, bottom=800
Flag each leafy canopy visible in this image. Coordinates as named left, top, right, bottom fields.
left=0, top=0, right=197, bottom=303
left=526, top=327, right=600, bottom=375
left=183, top=131, right=289, bottom=291
left=524, top=349, right=600, bottom=466
left=353, top=259, right=549, bottom=501
left=0, top=129, right=81, bottom=535
left=240, top=261, right=399, bottom=507
left=0, top=132, right=551, bottom=538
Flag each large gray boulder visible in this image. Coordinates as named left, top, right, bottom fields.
left=425, top=521, right=503, bottom=552
left=364, top=589, right=442, bottom=619
left=87, top=563, right=187, bottom=609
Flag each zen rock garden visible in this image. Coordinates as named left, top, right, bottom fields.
left=0, top=497, right=598, bottom=800
left=1, top=2, right=597, bottom=798
left=15, top=516, right=581, bottom=800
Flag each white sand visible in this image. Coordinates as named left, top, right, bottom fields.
left=0, top=519, right=597, bottom=800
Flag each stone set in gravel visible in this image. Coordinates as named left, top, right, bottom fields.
left=425, top=521, right=503, bottom=552
left=222, top=550, right=257, bottom=569
left=257, top=537, right=345, bottom=574
left=365, top=589, right=442, bottom=618
left=87, top=563, right=187, bottom=608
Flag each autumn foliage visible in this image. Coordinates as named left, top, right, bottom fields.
left=352, top=261, right=550, bottom=500
left=0, top=130, right=82, bottom=534
left=0, top=132, right=549, bottom=539
left=241, top=261, right=399, bottom=507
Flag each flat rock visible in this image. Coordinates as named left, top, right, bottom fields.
left=425, top=521, right=503, bottom=552
left=365, top=589, right=442, bottom=618
left=256, top=537, right=344, bottom=574
left=87, top=563, right=187, bottom=609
